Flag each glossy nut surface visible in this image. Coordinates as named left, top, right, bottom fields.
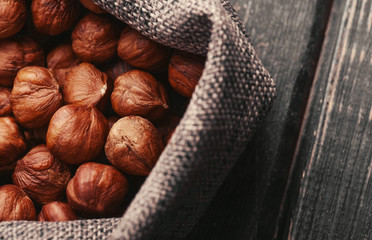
left=117, top=27, right=169, bottom=72
left=0, top=37, right=45, bottom=87
left=31, top=0, right=80, bottom=36
left=0, top=117, right=27, bottom=173
left=105, top=116, right=164, bottom=176
left=0, top=87, right=12, bottom=116
left=46, top=104, right=109, bottom=165
left=0, top=184, right=36, bottom=221
left=111, top=70, right=169, bottom=122
left=47, top=43, right=80, bottom=89
left=38, top=201, right=77, bottom=222
left=66, top=162, right=128, bottom=217
left=63, top=62, right=107, bottom=107
left=12, top=145, right=71, bottom=204
left=0, top=0, right=26, bottom=39
left=72, top=13, right=119, bottom=64
left=10, top=66, right=63, bottom=129
left=168, top=51, right=205, bottom=98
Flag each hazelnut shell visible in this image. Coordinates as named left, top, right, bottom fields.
left=0, top=87, right=12, bottom=116
left=0, top=184, right=36, bottom=221
left=12, top=145, right=71, bottom=204
left=47, top=43, right=80, bottom=89
left=0, top=117, right=27, bottom=173
left=10, top=66, right=63, bottom=129
left=117, top=27, right=169, bottom=72
left=38, top=201, right=77, bottom=221
left=31, top=0, right=80, bottom=36
left=0, top=37, right=45, bottom=87
left=105, top=116, right=164, bottom=176
left=63, top=62, right=108, bottom=107
left=72, top=13, right=119, bottom=64
left=168, top=51, right=205, bottom=98
left=0, top=0, right=26, bottom=39
left=66, top=162, right=128, bottom=217
left=105, top=59, right=133, bottom=81
left=46, top=104, right=109, bottom=165
left=111, top=70, right=169, bottom=122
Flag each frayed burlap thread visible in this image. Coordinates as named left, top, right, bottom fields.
left=0, top=0, right=275, bottom=239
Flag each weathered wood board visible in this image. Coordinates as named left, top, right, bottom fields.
left=187, top=0, right=332, bottom=239
left=283, top=0, right=372, bottom=239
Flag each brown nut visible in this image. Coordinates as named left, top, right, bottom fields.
left=79, top=0, right=105, bottom=14
left=10, top=66, right=63, bottom=129
left=117, top=27, right=169, bottom=72
left=168, top=51, right=205, bottom=98
left=47, top=43, right=80, bottom=90
left=0, top=117, right=27, bottom=173
left=38, top=201, right=77, bottom=221
left=0, top=0, right=26, bottom=39
left=105, top=59, right=133, bottom=82
left=66, top=162, right=128, bottom=218
left=72, top=13, right=119, bottom=64
left=31, top=0, right=80, bottom=36
left=12, top=145, right=71, bottom=204
left=0, top=87, right=12, bottom=116
left=0, top=184, right=36, bottom=221
left=46, top=104, right=109, bottom=165
left=105, top=116, right=164, bottom=176
left=111, top=70, right=169, bottom=122
left=63, top=62, right=108, bottom=107
left=0, top=37, right=45, bottom=87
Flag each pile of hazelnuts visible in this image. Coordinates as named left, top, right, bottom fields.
left=0, top=0, right=205, bottom=221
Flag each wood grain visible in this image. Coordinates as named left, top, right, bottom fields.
left=284, top=0, right=372, bottom=239
left=187, top=0, right=332, bottom=239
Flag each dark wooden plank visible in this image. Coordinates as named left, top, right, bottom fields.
left=282, top=0, right=372, bottom=239
left=186, top=0, right=332, bottom=239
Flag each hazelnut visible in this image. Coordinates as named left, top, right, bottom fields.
left=47, top=43, right=80, bottom=89
left=66, top=162, right=128, bottom=217
left=0, top=37, right=45, bottom=87
left=118, top=27, right=169, bottom=72
left=0, top=0, right=26, bottom=39
left=0, top=87, right=12, bottom=116
left=79, top=0, right=105, bottom=14
left=31, top=0, right=80, bottom=36
left=111, top=70, right=169, bottom=122
left=72, top=13, right=119, bottom=64
left=38, top=201, right=77, bottom=221
left=0, top=184, right=36, bottom=221
left=10, top=66, right=63, bottom=129
left=168, top=51, right=206, bottom=98
left=105, top=116, right=164, bottom=176
left=46, top=104, right=109, bottom=165
left=12, top=145, right=71, bottom=204
left=0, top=117, right=27, bottom=173
left=63, top=62, right=108, bottom=107
left=105, top=59, right=133, bottom=82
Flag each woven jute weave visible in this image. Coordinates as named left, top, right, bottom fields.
left=0, top=0, right=275, bottom=239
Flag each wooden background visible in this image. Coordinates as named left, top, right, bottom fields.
left=187, top=0, right=372, bottom=239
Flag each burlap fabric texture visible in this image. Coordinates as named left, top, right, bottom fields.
left=0, top=0, right=276, bottom=239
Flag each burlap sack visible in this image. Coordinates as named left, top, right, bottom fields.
left=0, top=0, right=275, bottom=239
